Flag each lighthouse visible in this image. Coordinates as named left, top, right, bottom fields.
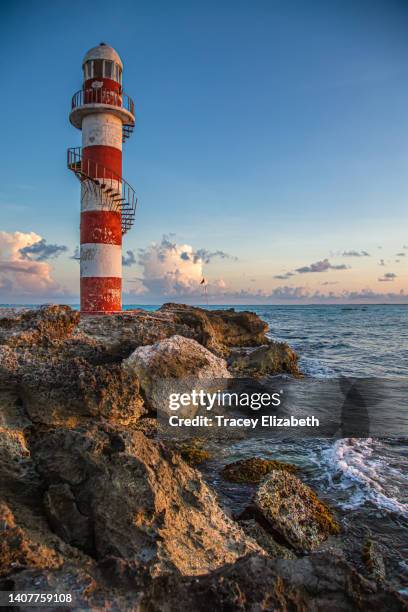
left=68, top=43, right=137, bottom=313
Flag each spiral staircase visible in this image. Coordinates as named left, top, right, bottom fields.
left=67, top=147, right=137, bottom=235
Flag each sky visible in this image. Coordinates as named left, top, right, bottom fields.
left=1, top=0, right=408, bottom=304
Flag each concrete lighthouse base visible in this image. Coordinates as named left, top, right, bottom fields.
left=80, top=215, right=122, bottom=313
left=80, top=276, right=122, bottom=313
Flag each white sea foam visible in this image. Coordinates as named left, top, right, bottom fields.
left=265, top=312, right=408, bottom=521
left=323, top=438, right=408, bottom=519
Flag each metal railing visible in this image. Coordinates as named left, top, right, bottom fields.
left=67, top=146, right=137, bottom=235
left=71, top=88, right=135, bottom=116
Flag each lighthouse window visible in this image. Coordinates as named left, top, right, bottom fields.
left=93, top=59, right=103, bottom=78
left=115, top=64, right=122, bottom=84
left=104, top=60, right=114, bottom=79
left=84, top=61, right=93, bottom=79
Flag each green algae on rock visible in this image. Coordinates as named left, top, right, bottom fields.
left=178, top=439, right=212, bottom=466
left=221, top=457, right=297, bottom=484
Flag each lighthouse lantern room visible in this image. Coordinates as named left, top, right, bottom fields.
left=67, top=43, right=137, bottom=313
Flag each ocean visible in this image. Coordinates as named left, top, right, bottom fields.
left=193, top=303, right=408, bottom=591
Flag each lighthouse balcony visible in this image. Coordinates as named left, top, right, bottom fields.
left=69, top=88, right=135, bottom=137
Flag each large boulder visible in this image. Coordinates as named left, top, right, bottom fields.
left=248, top=470, right=340, bottom=553
left=19, top=357, right=145, bottom=427
left=159, top=303, right=269, bottom=356
left=229, top=342, right=301, bottom=377
left=31, top=426, right=261, bottom=576
left=0, top=307, right=146, bottom=428
left=123, top=335, right=231, bottom=413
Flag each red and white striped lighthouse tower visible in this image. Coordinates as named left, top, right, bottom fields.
left=68, top=43, right=137, bottom=313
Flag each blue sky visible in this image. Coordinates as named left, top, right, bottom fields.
left=1, top=0, right=408, bottom=303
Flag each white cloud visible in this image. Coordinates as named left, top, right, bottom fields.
left=342, top=250, right=370, bottom=257
left=296, top=258, right=348, bottom=273
left=0, top=231, right=61, bottom=297
left=378, top=272, right=397, bottom=282
left=127, top=236, right=231, bottom=299
left=136, top=238, right=203, bottom=295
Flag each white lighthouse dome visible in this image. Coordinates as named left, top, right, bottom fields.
left=83, top=43, right=123, bottom=69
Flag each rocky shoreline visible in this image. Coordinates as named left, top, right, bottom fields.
left=0, top=304, right=406, bottom=610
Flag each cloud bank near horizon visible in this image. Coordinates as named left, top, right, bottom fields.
left=0, top=231, right=407, bottom=304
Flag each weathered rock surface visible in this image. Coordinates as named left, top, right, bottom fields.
left=249, top=470, right=340, bottom=553
left=77, top=303, right=270, bottom=358
left=43, top=484, right=94, bottom=555
left=123, top=335, right=231, bottom=412
left=239, top=520, right=295, bottom=560
left=141, top=551, right=407, bottom=611
left=0, top=502, right=63, bottom=577
left=229, top=342, right=301, bottom=377
left=2, top=564, right=102, bottom=609
left=0, top=307, right=146, bottom=428
left=159, top=303, right=269, bottom=355
left=0, top=305, right=80, bottom=347
left=31, top=426, right=260, bottom=576
left=0, top=388, right=40, bottom=505
left=19, top=358, right=145, bottom=427
left=3, top=551, right=406, bottom=611
left=77, top=309, right=183, bottom=360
